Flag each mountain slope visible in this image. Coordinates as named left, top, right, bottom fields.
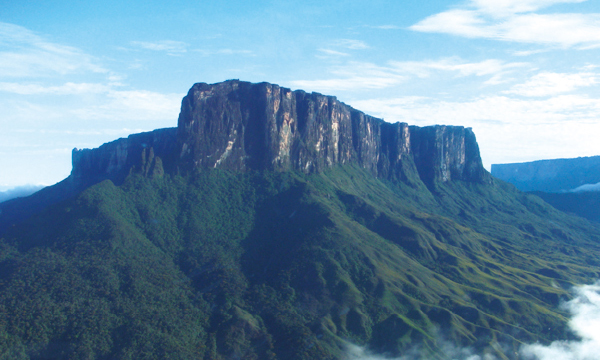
left=1, top=165, right=599, bottom=359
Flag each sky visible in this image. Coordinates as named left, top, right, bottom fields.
left=2, top=0, right=600, bottom=190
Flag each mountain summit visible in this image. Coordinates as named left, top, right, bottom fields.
left=1, top=81, right=599, bottom=360
left=69, top=80, right=489, bottom=192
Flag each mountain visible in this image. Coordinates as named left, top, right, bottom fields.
left=1, top=80, right=600, bottom=360
left=0, top=186, right=45, bottom=205
left=491, top=156, right=600, bottom=193
left=492, top=157, right=600, bottom=223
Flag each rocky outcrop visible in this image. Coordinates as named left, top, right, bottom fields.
left=177, top=80, right=490, bottom=186
left=71, top=128, right=177, bottom=187
left=492, top=156, right=600, bottom=192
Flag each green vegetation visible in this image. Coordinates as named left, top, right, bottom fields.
left=1, top=165, right=599, bottom=359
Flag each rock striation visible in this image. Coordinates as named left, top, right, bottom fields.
left=176, top=80, right=489, bottom=187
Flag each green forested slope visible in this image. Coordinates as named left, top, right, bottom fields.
left=1, top=166, right=599, bottom=359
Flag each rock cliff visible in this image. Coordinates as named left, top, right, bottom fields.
left=71, top=128, right=178, bottom=187
left=65, top=80, right=490, bottom=192
left=176, top=80, right=489, bottom=187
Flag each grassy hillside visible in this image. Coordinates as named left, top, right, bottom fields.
left=1, top=165, right=599, bottom=359
left=530, top=190, right=600, bottom=224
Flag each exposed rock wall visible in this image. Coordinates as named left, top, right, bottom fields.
left=177, top=80, right=489, bottom=186
left=71, top=128, right=177, bottom=187
left=67, top=80, right=489, bottom=189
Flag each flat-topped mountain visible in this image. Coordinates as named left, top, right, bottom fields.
left=492, top=156, right=600, bottom=223
left=491, top=156, right=600, bottom=193
left=68, top=80, right=489, bottom=192
left=1, top=81, right=599, bottom=360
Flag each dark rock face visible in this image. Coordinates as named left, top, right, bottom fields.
left=491, top=156, right=600, bottom=192
left=71, top=128, right=177, bottom=187
left=177, top=80, right=489, bottom=186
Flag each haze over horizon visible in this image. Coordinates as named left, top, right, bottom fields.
left=2, top=0, right=600, bottom=189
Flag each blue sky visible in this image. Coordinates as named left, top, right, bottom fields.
left=2, top=0, right=600, bottom=189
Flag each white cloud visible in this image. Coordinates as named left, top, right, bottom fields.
left=291, top=58, right=525, bottom=93
left=506, top=72, right=599, bottom=97
left=410, top=0, right=600, bottom=49
left=571, top=182, right=600, bottom=192
left=193, top=48, right=254, bottom=56
left=520, top=282, right=600, bottom=360
left=69, top=89, right=183, bottom=122
left=335, top=39, right=370, bottom=50
left=389, top=58, right=527, bottom=78
left=291, top=62, right=407, bottom=92
left=130, top=40, right=188, bottom=55
left=343, top=282, right=600, bottom=360
left=0, top=82, right=111, bottom=95
left=0, top=22, right=107, bottom=78
left=318, top=48, right=351, bottom=57
left=471, top=0, right=586, bottom=16
left=370, top=25, right=401, bottom=30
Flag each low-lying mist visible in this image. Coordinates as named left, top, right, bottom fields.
left=0, top=184, right=44, bottom=204
left=344, top=282, right=600, bottom=360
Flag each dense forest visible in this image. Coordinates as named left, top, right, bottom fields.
left=1, top=165, right=599, bottom=359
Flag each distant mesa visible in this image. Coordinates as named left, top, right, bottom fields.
left=492, top=156, right=600, bottom=223
left=491, top=156, right=600, bottom=193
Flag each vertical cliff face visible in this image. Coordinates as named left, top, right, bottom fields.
left=71, top=128, right=177, bottom=187
left=410, top=125, right=488, bottom=187
left=177, top=80, right=489, bottom=186
left=66, top=80, right=489, bottom=189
